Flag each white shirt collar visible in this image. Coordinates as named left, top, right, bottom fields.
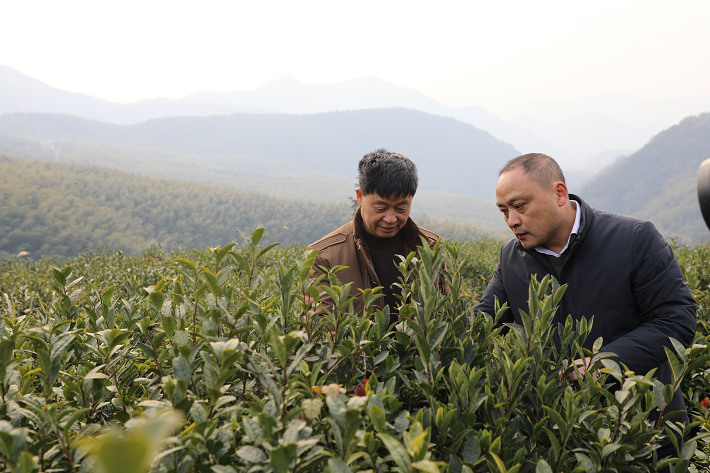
left=535, top=200, right=580, bottom=258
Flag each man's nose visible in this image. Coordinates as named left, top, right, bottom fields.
left=383, top=212, right=397, bottom=223
left=506, top=211, right=521, bottom=228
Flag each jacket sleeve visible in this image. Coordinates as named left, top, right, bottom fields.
left=473, top=245, right=513, bottom=324
left=425, top=235, right=451, bottom=296
left=601, top=221, right=697, bottom=375
left=438, top=273, right=451, bottom=296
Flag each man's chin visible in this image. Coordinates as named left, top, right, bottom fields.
left=516, top=235, right=536, bottom=248
left=376, top=227, right=400, bottom=237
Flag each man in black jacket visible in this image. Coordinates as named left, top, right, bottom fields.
left=474, top=153, right=696, bottom=467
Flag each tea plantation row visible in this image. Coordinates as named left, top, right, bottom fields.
left=0, top=231, right=709, bottom=473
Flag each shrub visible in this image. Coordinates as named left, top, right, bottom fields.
left=0, top=231, right=708, bottom=472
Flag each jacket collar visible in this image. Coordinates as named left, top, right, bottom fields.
left=570, top=194, right=593, bottom=245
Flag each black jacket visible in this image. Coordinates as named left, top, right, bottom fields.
left=474, top=195, right=697, bottom=420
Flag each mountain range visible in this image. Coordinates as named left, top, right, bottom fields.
left=3, top=65, right=710, bottom=244
left=0, top=109, right=519, bottom=200
left=0, top=66, right=554, bottom=154
left=581, top=112, right=710, bottom=242
left=3, top=65, right=691, bottom=185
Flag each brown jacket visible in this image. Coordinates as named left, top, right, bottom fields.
left=306, top=208, right=450, bottom=315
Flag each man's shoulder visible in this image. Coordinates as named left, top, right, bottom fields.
left=587, top=207, right=655, bottom=239
left=307, top=220, right=355, bottom=252
left=417, top=226, right=441, bottom=244
left=591, top=207, right=645, bottom=226
left=574, top=195, right=647, bottom=233
left=588, top=209, right=668, bottom=260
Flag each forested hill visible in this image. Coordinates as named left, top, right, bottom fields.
left=0, top=109, right=519, bottom=199
left=0, top=156, right=498, bottom=259
left=580, top=113, right=710, bottom=242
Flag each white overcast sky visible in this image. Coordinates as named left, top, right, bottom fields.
left=1, top=0, right=709, bottom=112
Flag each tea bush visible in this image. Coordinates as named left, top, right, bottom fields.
left=1, top=231, right=709, bottom=473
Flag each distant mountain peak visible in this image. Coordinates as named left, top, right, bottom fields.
left=0, top=64, right=550, bottom=158
left=0, top=65, right=56, bottom=89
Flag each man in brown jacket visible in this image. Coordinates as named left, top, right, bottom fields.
left=307, top=148, right=449, bottom=324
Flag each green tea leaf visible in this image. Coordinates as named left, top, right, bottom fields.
left=172, top=357, right=191, bottom=382
left=463, top=436, right=480, bottom=463
left=536, top=459, right=552, bottom=473
left=270, top=444, right=296, bottom=473
left=326, top=458, right=352, bottom=473
left=664, top=346, right=683, bottom=384
left=369, top=405, right=386, bottom=431
left=302, top=398, right=323, bottom=420
left=236, top=445, right=267, bottom=464
left=270, top=331, right=288, bottom=369
left=378, top=433, right=412, bottom=473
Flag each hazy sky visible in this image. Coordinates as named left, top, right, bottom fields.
left=2, top=0, right=709, bottom=113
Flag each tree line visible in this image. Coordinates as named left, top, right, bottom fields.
left=0, top=155, right=498, bottom=259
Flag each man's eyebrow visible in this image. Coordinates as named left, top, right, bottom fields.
left=496, top=194, right=527, bottom=208
left=504, top=194, right=527, bottom=205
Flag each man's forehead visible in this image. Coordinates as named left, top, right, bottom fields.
left=496, top=172, right=535, bottom=204
left=498, top=167, right=532, bottom=185
left=497, top=170, right=546, bottom=196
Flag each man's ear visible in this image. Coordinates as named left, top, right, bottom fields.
left=356, top=188, right=364, bottom=206
left=555, top=182, right=569, bottom=206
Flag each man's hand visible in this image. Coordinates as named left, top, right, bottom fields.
left=562, top=357, right=600, bottom=384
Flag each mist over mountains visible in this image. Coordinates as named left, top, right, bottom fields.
left=0, top=65, right=267, bottom=123
left=3, top=64, right=694, bottom=185
left=0, top=66, right=552, bottom=152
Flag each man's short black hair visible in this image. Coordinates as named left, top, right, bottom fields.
left=358, top=148, right=418, bottom=198
left=499, top=153, right=566, bottom=189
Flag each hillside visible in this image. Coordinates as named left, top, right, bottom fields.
left=580, top=113, right=710, bottom=242
left=0, top=109, right=519, bottom=199
left=0, top=134, right=359, bottom=203
left=0, top=156, right=499, bottom=259
left=0, top=135, right=509, bottom=234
